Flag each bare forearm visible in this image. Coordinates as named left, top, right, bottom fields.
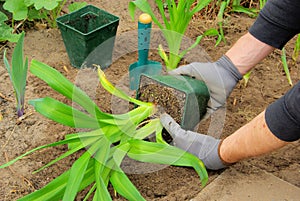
left=219, top=110, right=288, bottom=164
left=225, top=32, right=275, bottom=75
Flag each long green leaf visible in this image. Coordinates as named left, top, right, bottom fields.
left=155, top=0, right=170, bottom=29
left=134, top=119, right=162, bottom=140
left=3, top=32, right=28, bottom=117
left=83, top=183, right=96, bottom=201
left=112, top=143, right=130, bottom=166
left=11, top=32, right=26, bottom=96
left=29, top=97, right=101, bottom=129
left=0, top=135, right=82, bottom=169
left=33, top=133, right=103, bottom=174
left=110, top=168, right=146, bottom=201
left=62, top=140, right=101, bottom=201
left=128, top=0, right=163, bottom=29
left=127, top=139, right=208, bottom=186
left=33, top=141, right=85, bottom=174
left=292, top=34, right=300, bottom=61
left=281, top=48, right=293, bottom=86
left=3, top=49, right=11, bottom=79
left=30, top=59, right=111, bottom=119
left=179, top=35, right=203, bottom=58
left=93, top=138, right=112, bottom=201
left=19, top=169, right=69, bottom=201
left=18, top=160, right=95, bottom=201
left=98, top=67, right=152, bottom=107
left=191, top=0, right=212, bottom=14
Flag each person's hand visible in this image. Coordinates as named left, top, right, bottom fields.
left=169, top=55, right=242, bottom=115
left=160, top=113, right=228, bottom=170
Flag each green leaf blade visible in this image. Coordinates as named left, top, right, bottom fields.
left=62, top=154, right=91, bottom=201
left=29, top=97, right=101, bottom=129
left=30, top=60, right=110, bottom=119
left=110, top=169, right=146, bottom=201
left=128, top=139, right=208, bottom=186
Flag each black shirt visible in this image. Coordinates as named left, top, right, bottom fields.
left=249, top=0, right=300, bottom=141
left=249, top=0, right=300, bottom=49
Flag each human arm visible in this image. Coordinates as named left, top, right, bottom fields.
left=224, top=32, right=275, bottom=75
left=160, top=110, right=288, bottom=170
left=170, top=0, right=300, bottom=112
left=160, top=81, right=300, bottom=169
left=219, top=110, right=288, bottom=164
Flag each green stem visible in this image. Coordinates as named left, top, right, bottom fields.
left=281, top=48, right=293, bottom=86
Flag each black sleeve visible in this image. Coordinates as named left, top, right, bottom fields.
left=249, top=0, right=300, bottom=49
left=265, top=81, right=300, bottom=142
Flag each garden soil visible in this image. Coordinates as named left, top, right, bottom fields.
left=0, top=0, right=299, bottom=200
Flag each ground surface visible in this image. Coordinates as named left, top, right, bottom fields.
left=0, top=0, right=299, bottom=200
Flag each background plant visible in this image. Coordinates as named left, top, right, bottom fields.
left=209, top=0, right=298, bottom=86
left=281, top=47, right=293, bottom=86
left=0, top=60, right=208, bottom=200
left=0, top=10, right=21, bottom=42
left=0, top=1, right=87, bottom=43
left=129, top=0, right=215, bottom=70
left=3, top=0, right=87, bottom=28
left=214, top=0, right=258, bottom=46
left=292, top=34, right=300, bottom=62
left=3, top=31, right=28, bottom=117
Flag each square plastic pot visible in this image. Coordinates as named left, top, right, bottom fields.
left=56, top=5, right=119, bottom=68
left=138, top=74, right=210, bottom=130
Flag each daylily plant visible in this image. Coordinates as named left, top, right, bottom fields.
left=129, top=0, right=213, bottom=70
left=0, top=60, right=208, bottom=200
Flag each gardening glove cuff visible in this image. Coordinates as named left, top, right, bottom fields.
left=206, top=55, right=243, bottom=110
left=160, top=113, right=228, bottom=170
left=216, top=55, right=243, bottom=83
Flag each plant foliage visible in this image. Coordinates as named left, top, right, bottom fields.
left=0, top=60, right=208, bottom=200
left=0, top=11, right=20, bottom=42
left=3, top=32, right=28, bottom=117
left=129, top=0, right=213, bottom=70
left=2, top=0, right=87, bottom=28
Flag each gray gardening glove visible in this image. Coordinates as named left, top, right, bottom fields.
left=160, top=113, right=228, bottom=170
left=169, top=55, right=242, bottom=115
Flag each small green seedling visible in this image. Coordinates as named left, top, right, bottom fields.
left=292, top=34, right=300, bottom=62
left=0, top=60, right=208, bottom=200
left=281, top=47, right=293, bottom=86
left=3, top=32, right=28, bottom=117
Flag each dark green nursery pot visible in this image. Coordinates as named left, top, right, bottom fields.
left=56, top=5, right=119, bottom=68
left=138, top=74, right=210, bottom=130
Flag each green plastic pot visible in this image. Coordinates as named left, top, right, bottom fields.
left=138, top=74, right=210, bottom=130
left=56, top=5, right=119, bottom=68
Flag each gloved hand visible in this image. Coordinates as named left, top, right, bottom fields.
left=169, top=55, right=242, bottom=114
left=160, top=113, right=228, bottom=170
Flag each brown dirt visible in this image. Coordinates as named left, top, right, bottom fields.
left=0, top=0, right=299, bottom=200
